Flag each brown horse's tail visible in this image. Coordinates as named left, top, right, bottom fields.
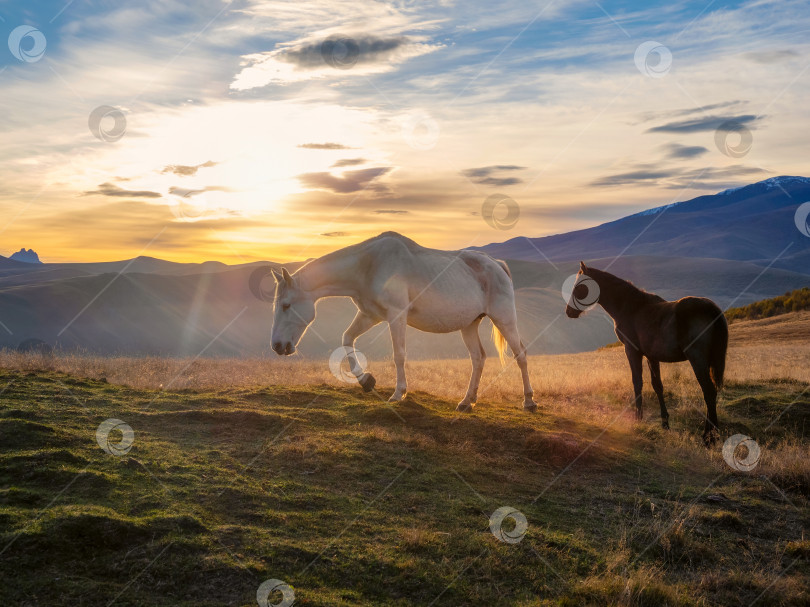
left=710, top=315, right=729, bottom=389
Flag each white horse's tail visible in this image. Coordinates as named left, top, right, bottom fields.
left=491, top=323, right=508, bottom=366
left=491, top=258, right=513, bottom=365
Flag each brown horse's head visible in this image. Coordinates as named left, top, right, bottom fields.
left=565, top=261, right=600, bottom=318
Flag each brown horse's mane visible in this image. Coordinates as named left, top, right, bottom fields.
left=586, top=266, right=666, bottom=305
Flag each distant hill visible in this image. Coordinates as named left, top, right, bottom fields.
left=726, top=287, right=810, bottom=322
left=8, top=248, right=41, bottom=264
left=1, top=176, right=809, bottom=358
left=478, top=176, right=810, bottom=273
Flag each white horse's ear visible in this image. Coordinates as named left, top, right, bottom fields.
left=281, top=267, right=293, bottom=286
left=271, top=269, right=282, bottom=283
left=580, top=261, right=587, bottom=272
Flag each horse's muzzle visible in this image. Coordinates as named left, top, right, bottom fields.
left=565, top=305, right=582, bottom=319
left=273, top=341, right=295, bottom=355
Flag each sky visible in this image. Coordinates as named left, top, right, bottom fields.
left=0, top=0, right=808, bottom=263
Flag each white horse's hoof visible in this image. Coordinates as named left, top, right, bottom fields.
left=523, top=400, right=538, bottom=412
left=358, top=373, right=376, bottom=392
left=388, top=393, right=405, bottom=402
left=456, top=402, right=473, bottom=413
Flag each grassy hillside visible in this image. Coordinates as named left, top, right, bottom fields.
left=1, top=356, right=808, bottom=605
left=726, top=287, right=810, bottom=322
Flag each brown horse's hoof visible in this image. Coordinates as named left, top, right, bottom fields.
left=358, top=373, right=376, bottom=392
left=456, top=402, right=473, bottom=413
left=662, top=418, right=670, bottom=430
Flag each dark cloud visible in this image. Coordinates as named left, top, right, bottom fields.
left=297, top=167, right=393, bottom=194
left=279, top=35, right=409, bottom=68
left=461, top=165, right=526, bottom=187
left=374, top=209, right=408, bottom=214
left=590, top=165, right=766, bottom=188
left=636, top=101, right=746, bottom=124
left=646, top=114, right=761, bottom=134
left=332, top=158, right=366, bottom=168
left=662, top=143, right=709, bottom=159
left=321, top=231, right=347, bottom=237
left=298, top=142, right=353, bottom=150
left=590, top=169, right=675, bottom=188
left=83, top=182, right=161, bottom=198
left=161, top=160, right=217, bottom=176
left=744, top=49, right=798, bottom=64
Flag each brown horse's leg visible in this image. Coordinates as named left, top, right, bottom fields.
left=647, top=359, right=669, bottom=430
left=687, top=356, right=719, bottom=446
left=625, top=346, right=643, bottom=421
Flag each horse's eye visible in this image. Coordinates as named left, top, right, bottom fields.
left=282, top=303, right=291, bottom=311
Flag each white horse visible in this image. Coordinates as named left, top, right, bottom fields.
left=270, top=232, right=537, bottom=411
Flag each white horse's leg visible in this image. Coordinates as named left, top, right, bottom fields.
left=387, top=312, right=408, bottom=402
left=490, top=316, right=538, bottom=411
left=457, top=318, right=485, bottom=412
left=342, top=310, right=380, bottom=392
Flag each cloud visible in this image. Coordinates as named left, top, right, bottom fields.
left=161, top=161, right=218, bottom=176
left=321, top=231, right=347, bottom=237
left=646, top=114, right=761, bottom=134
left=83, top=183, right=162, bottom=198
left=168, top=186, right=232, bottom=197
left=298, top=142, right=353, bottom=150
left=374, top=209, right=408, bottom=214
left=743, top=49, right=798, bottom=64
left=636, top=101, right=746, bottom=124
left=461, top=165, right=526, bottom=187
left=231, top=34, right=442, bottom=89
left=297, top=167, right=393, bottom=194
left=590, top=165, right=766, bottom=188
left=332, top=158, right=366, bottom=168
left=662, top=143, right=709, bottom=159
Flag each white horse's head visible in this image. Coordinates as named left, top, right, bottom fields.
left=270, top=268, right=316, bottom=355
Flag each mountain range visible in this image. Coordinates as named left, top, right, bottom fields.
left=1, top=175, right=808, bottom=358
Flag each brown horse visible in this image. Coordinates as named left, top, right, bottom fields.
left=565, top=262, right=728, bottom=445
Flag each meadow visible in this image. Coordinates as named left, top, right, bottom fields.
left=0, top=313, right=808, bottom=605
